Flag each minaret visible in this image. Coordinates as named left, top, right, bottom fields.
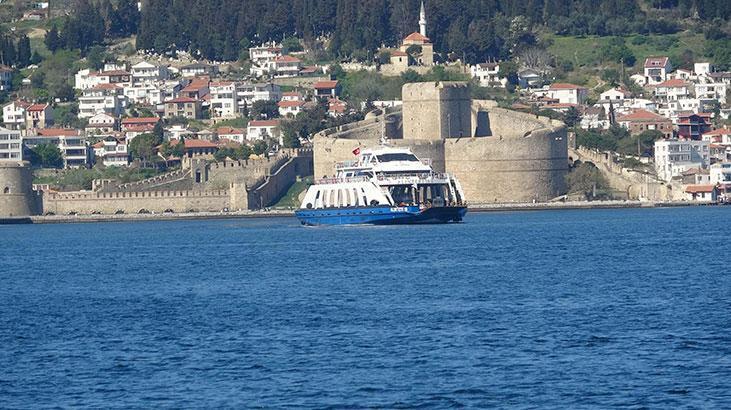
left=419, top=1, right=427, bottom=37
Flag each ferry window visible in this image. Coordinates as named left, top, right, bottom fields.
left=352, top=188, right=359, bottom=206
left=376, top=153, right=418, bottom=162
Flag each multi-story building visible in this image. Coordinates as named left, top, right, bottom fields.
left=25, top=103, right=54, bottom=130
left=272, top=55, right=301, bottom=77
left=131, top=61, right=170, bottom=84
left=278, top=100, right=304, bottom=117
left=236, top=83, right=282, bottom=114
left=0, top=127, right=23, bottom=161
left=644, top=56, right=672, bottom=85
left=164, top=97, right=201, bottom=119
left=78, top=84, right=126, bottom=118
left=695, top=82, right=728, bottom=104
left=313, top=80, right=341, bottom=99
left=181, top=63, right=218, bottom=78
left=2, top=100, right=30, bottom=130
left=209, top=81, right=237, bottom=118
left=92, top=137, right=129, bottom=167
left=247, top=120, right=281, bottom=143
left=535, top=83, right=588, bottom=105
left=617, top=109, right=673, bottom=138
left=85, top=113, right=117, bottom=134
left=676, top=113, right=713, bottom=140
left=249, top=44, right=283, bottom=76
left=470, top=62, right=504, bottom=87
left=654, top=138, right=710, bottom=181
left=23, top=129, right=91, bottom=168
left=652, top=79, right=691, bottom=102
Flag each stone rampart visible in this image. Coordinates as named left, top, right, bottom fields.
left=42, top=189, right=237, bottom=215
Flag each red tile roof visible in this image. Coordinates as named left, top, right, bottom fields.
left=617, top=109, right=669, bottom=122
left=89, top=83, right=121, bottom=91
left=544, top=103, right=578, bottom=109
left=166, top=97, right=199, bottom=103
left=404, top=32, right=430, bottom=43
left=549, top=83, right=585, bottom=90
left=653, top=78, right=689, bottom=88
left=275, top=55, right=301, bottom=63
left=121, top=117, right=160, bottom=125
left=282, top=91, right=301, bottom=97
left=391, top=51, right=408, bottom=57
left=644, top=57, right=669, bottom=68
left=278, top=100, right=304, bottom=108
left=703, top=129, right=731, bottom=137
left=314, top=80, right=339, bottom=89
left=27, top=103, right=50, bottom=112
left=183, top=139, right=218, bottom=149
left=685, top=184, right=716, bottom=194
left=37, top=128, right=81, bottom=136
left=248, top=120, right=280, bottom=127
left=217, top=127, right=245, bottom=135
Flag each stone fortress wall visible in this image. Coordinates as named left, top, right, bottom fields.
left=314, top=81, right=568, bottom=203
left=0, top=149, right=313, bottom=217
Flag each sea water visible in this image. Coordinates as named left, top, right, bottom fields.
left=1, top=208, right=730, bottom=407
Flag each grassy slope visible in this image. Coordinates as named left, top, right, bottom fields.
left=273, top=176, right=313, bottom=209
left=547, top=31, right=706, bottom=71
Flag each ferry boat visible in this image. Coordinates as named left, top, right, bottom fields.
left=296, top=146, right=467, bottom=226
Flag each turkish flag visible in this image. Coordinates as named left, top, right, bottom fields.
left=352, top=147, right=360, bottom=155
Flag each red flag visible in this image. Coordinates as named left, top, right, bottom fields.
left=352, top=147, right=360, bottom=156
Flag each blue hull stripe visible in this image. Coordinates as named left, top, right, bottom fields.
left=295, top=206, right=467, bottom=226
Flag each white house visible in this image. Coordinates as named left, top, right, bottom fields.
left=180, top=63, right=217, bottom=78
left=644, top=56, right=672, bottom=85
left=470, top=62, right=505, bottom=87
left=278, top=100, right=304, bottom=117
left=131, top=61, right=170, bottom=84
left=78, top=84, right=126, bottom=118
left=654, top=138, right=710, bottom=181
left=710, top=162, right=731, bottom=185
left=695, top=82, right=728, bottom=104
left=247, top=120, right=281, bottom=143
left=209, top=81, right=238, bottom=118
left=0, top=127, right=23, bottom=162
left=249, top=44, right=283, bottom=76
left=272, top=55, right=301, bottom=77
left=236, top=83, right=281, bottom=114
left=652, top=79, right=691, bottom=102
left=281, top=92, right=303, bottom=102
left=2, top=100, right=30, bottom=130
left=216, top=127, right=246, bottom=144
left=539, top=83, right=588, bottom=105
left=92, top=137, right=129, bottom=167
left=85, top=113, right=117, bottom=134
left=600, top=87, right=631, bottom=102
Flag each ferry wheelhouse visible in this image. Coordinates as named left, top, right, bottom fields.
left=296, top=147, right=467, bottom=226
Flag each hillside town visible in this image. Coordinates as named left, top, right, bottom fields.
left=1, top=0, right=730, bottom=210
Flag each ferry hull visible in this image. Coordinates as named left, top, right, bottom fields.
left=295, top=205, right=467, bottom=226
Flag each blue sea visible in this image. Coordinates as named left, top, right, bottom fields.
left=1, top=208, right=730, bottom=408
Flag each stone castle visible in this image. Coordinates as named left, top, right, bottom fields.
left=314, top=81, right=569, bottom=203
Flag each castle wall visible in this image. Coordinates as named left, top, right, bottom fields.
left=402, top=82, right=471, bottom=140
left=41, top=189, right=237, bottom=215
left=444, top=127, right=568, bottom=203
left=249, top=155, right=314, bottom=208
left=0, top=163, right=40, bottom=217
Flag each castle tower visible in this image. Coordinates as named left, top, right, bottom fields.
left=0, top=162, right=40, bottom=217
left=402, top=82, right=472, bottom=141
left=419, top=1, right=427, bottom=37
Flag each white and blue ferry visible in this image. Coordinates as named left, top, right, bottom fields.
left=296, top=146, right=467, bottom=226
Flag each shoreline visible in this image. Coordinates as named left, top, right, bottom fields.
left=1, top=200, right=724, bottom=225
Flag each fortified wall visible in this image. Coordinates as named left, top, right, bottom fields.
left=314, top=81, right=568, bottom=203
left=1, top=149, right=313, bottom=217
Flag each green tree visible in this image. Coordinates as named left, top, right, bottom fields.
left=565, top=162, right=609, bottom=198
left=250, top=100, right=279, bottom=119
left=45, top=25, right=61, bottom=53
left=16, top=35, right=31, bottom=68
left=128, top=133, right=162, bottom=166
left=86, top=46, right=107, bottom=70
left=601, top=68, right=620, bottom=86
left=252, top=140, right=268, bottom=155
left=31, top=144, right=64, bottom=168
left=563, top=106, right=582, bottom=128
